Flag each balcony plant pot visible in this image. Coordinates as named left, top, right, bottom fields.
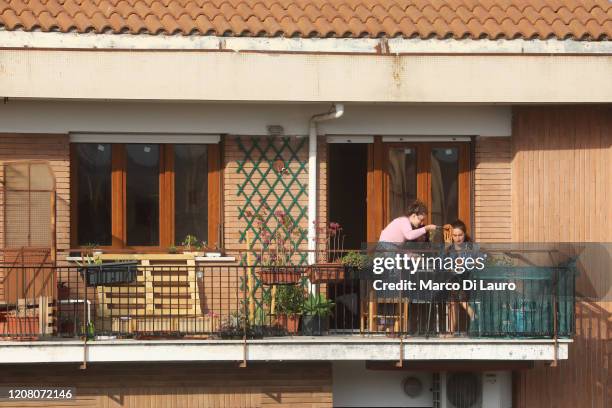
left=276, top=314, right=300, bottom=335
left=302, top=315, right=329, bottom=336
left=57, top=283, right=70, bottom=300
left=258, top=266, right=302, bottom=285
left=300, top=293, right=334, bottom=336
left=80, top=261, right=139, bottom=286
left=307, top=264, right=345, bottom=283
left=4, top=316, right=39, bottom=340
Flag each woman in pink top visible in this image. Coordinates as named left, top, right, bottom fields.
left=379, top=200, right=437, bottom=244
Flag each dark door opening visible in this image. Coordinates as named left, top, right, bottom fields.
left=328, top=143, right=368, bottom=331
left=328, top=143, right=367, bottom=249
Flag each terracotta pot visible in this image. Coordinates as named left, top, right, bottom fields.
left=308, top=264, right=346, bottom=283
left=4, top=316, right=39, bottom=340
left=276, top=314, right=300, bottom=334
left=258, top=267, right=302, bottom=285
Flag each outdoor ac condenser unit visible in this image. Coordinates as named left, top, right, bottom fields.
left=437, top=371, right=512, bottom=408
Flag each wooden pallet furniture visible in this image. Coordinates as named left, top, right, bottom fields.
left=94, top=255, right=202, bottom=332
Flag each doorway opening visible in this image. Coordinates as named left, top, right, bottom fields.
left=328, top=143, right=368, bottom=249
left=328, top=143, right=368, bottom=331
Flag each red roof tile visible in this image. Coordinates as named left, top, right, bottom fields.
left=0, top=0, right=610, bottom=40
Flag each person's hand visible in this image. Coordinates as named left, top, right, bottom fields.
left=424, top=224, right=437, bottom=231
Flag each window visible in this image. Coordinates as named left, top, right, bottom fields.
left=71, top=143, right=220, bottom=249
left=380, top=142, right=470, bottom=233
left=3, top=162, right=55, bottom=248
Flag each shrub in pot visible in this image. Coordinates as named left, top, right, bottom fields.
left=301, top=294, right=334, bottom=336
left=274, top=284, right=303, bottom=334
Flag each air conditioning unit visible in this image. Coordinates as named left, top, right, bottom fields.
left=437, top=371, right=511, bottom=408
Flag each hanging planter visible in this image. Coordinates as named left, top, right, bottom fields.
left=307, top=264, right=346, bottom=283
left=80, top=261, right=139, bottom=286
left=258, top=266, right=303, bottom=285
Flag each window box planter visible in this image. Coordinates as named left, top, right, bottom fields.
left=258, top=266, right=303, bottom=285
left=80, top=261, right=139, bottom=286
left=307, top=264, right=346, bottom=283
left=0, top=315, right=39, bottom=340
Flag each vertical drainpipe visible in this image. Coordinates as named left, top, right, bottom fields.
left=307, top=103, right=345, bottom=265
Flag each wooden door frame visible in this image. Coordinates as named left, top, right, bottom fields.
left=367, top=138, right=472, bottom=241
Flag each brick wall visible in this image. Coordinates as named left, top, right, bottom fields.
left=473, top=137, right=512, bottom=242
left=223, top=136, right=328, bottom=258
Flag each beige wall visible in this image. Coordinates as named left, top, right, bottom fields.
left=511, top=105, right=612, bottom=408
left=473, top=137, right=512, bottom=242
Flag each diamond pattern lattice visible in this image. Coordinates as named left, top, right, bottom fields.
left=235, top=136, right=309, bottom=266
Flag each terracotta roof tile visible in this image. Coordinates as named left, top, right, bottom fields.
left=0, top=0, right=610, bottom=40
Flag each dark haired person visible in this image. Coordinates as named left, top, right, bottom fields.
left=375, top=200, right=438, bottom=332
left=446, top=219, right=475, bottom=335
left=379, top=200, right=437, bottom=244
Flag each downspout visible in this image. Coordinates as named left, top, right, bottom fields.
left=307, top=103, right=344, bottom=265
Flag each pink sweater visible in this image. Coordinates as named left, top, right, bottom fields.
left=379, top=216, right=427, bottom=243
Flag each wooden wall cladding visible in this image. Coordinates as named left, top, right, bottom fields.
left=511, top=105, right=612, bottom=408
left=0, top=362, right=333, bottom=407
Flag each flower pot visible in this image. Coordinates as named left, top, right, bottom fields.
left=57, top=285, right=70, bottom=300
left=3, top=316, right=39, bottom=340
left=276, top=314, right=300, bottom=334
left=301, top=315, right=329, bottom=336
left=59, top=320, right=76, bottom=336
left=258, top=266, right=302, bottom=285
left=308, top=264, right=345, bottom=283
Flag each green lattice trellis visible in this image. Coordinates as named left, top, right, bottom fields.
left=236, top=136, right=309, bottom=265
left=235, top=136, right=309, bottom=317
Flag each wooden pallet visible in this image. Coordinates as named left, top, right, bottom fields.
left=96, top=257, right=201, bottom=318
left=96, top=315, right=220, bottom=334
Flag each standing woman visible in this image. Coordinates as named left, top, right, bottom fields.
left=374, top=200, right=438, bottom=332
left=378, top=200, right=437, bottom=245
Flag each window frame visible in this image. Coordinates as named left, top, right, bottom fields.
left=70, top=143, right=221, bottom=251
left=3, top=160, right=56, bottom=250
left=366, top=138, right=471, bottom=241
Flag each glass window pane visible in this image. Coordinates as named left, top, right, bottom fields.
left=75, top=144, right=112, bottom=246
left=126, top=144, right=159, bottom=246
left=431, top=147, right=459, bottom=226
left=387, top=147, right=417, bottom=220
left=174, top=145, right=208, bottom=245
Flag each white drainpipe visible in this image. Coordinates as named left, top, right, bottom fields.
left=307, top=103, right=345, bottom=265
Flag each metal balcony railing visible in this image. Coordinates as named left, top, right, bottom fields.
left=0, top=250, right=576, bottom=341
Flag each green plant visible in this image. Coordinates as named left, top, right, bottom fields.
left=340, top=251, right=370, bottom=270
left=182, top=234, right=199, bottom=251
left=168, top=245, right=178, bottom=254
left=301, top=293, right=334, bottom=317
left=275, top=285, right=304, bottom=316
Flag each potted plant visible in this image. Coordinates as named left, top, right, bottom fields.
left=274, top=284, right=303, bottom=334
left=308, top=222, right=347, bottom=283
left=340, top=251, right=371, bottom=274
left=182, top=234, right=206, bottom=256
left=301, top=293, right=334, bottom=336
left=57, top=281, right=70, bottom=300
left=242, top=204, right=307, bottom=285
left=58, top=315, right=76, bottom=336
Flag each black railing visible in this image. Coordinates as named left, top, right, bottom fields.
left=0, top=257, right=576, bottom=340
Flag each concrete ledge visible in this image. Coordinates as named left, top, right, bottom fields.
left=0, top=337, right=571, bottom=364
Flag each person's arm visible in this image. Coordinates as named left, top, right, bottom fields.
left=402, top=224, right=427, bottom=241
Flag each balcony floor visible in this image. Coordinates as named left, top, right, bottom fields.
left=0, top=336, right=570, bottom=364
